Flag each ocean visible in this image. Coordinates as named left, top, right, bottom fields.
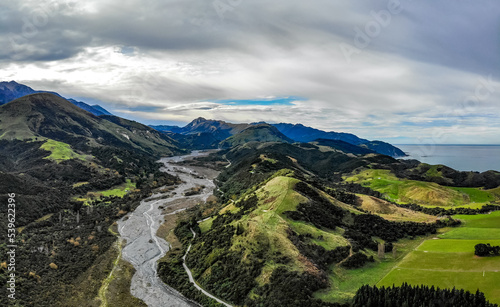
left=395, top=144, right=500, bottom=173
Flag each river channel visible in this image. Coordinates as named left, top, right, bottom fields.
left=117, top=151, right=217, bottom=307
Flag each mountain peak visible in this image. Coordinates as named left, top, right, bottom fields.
left=0, top=92, right=181, bottom=156
left=5, top=92, right=90, bottom=113
left=0, top=80, right=112, bottom=116
left=185, top=117, right=213, bottom=127
left=188, top=116, right=210, bottom=124
left=220, top=123, right=293, bottom=148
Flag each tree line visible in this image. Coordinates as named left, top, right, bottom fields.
left=353, top=283, right=498, bottom=307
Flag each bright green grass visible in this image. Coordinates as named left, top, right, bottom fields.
left=199, top=217, right=214, bottom=233
left=345, top=169, right=497, bottom=207
left=40, top=139, right=88, bottom=162
left=417, top=239, right=500, bottom=253
left=378, top=212, right=500, bottom=305
left=100, top=179, right=136, bottom=198
left=451, top=187, right=496, bottom=203
left=288, top=219, right=349, bottom=250
left=423, top=164, right=443, bottom=178
left=438, top=227, right=500, bottom=240
left=76, top=179, right=136, bottom=205
left=423, top=203, right=486, bottom=210
left=229, top=176, right=309, bottom=274
left=316, top=261, right=398, bottom=303
left=255, top=176, right=303, bottom=215
left=398, top=250, right=500, bottom=271
left=453, top=211, right=500, bottom=228
left=315, top=237, right=426, bottom=303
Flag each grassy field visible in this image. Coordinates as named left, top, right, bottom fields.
left=100, top=179, right=136, bottom=198
left=315, top=237, right=428, bottom=303
left=239, top=175, right=434, bottom=303
left=451, top=187, right=497, bottom=203
left=438, top=211, right=500, bottom=240
left=345, top=169, right=498, bottom=207
left=454, top=211, right=500, bottom=227
left=203, top=173, right=500, bottom=304
left=40, top=139, right=89, bottom=162
left=199, top=217, right=214, bottom=233
left=489, top=186, right=500, bottom=198
left=75, top=179, right=136, bottom=205
left=377, top=211, right=500, bottom=305
left=357, top=194, right=437, bottom=222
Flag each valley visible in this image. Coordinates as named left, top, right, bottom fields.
left=117, top=151, right=219, bottom=307
left=0, top=90, right=499, bottom=306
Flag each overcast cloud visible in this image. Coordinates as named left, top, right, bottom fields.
left=0, top=0, right=499, bottom=144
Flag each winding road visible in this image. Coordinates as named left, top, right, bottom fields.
left=183, top=228, right=233, bottom=307
left=117, top=151, right=219, bottom=307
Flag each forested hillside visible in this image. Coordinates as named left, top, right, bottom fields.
left=157, top=140, right=497, bottom=306
left=0, top=94, right=183, bottom=306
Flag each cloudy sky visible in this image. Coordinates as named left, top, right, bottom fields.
left=1, top=0, right=499, bottom=144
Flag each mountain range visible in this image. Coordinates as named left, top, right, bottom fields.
left=1, top=81, right=405, bottom=158
left=0, top=93, right=181, bottom=157
left=0, top=81, right=112, bottom=116
left=0, top=86, right=499, bottom=306
left=151, top=118, right=406, bottom=157
left=0, top=92, right=186, bottom=306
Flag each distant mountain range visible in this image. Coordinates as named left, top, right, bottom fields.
left=1, top=85, right=499, bottom=307
left=0, top=81, right=112, bottom=116
left=1, top=81, right=404, bottom=158
left=0, top=93, right=181, bottom=156
left=151, top=117, right=406, bottom=157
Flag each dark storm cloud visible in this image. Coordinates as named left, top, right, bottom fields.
left=3, top=0, right=498, bottom=75
left=369, top=1, right=500, bottom=76
left=1, top=0, right=499, bottom=143
left=0, top=1, right=91, bottom=61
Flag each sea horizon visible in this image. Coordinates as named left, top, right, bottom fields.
left=395, top=144, right=500, bottom=146
left=396, top=144, right=500, bottom=173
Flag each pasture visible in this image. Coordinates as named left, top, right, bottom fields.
left=344, top=169, right=498, bottom=207
left=377, top=211, right=500, bottom=305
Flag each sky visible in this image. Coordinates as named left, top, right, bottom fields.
left=0, top=0, right=499, bottom=144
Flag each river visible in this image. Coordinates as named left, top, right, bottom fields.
left=117, top=151, right=218, bottom=307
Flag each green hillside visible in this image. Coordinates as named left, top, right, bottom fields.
left=40, top=139, right=90, bottom=162
left=345, top=169, right=499, bottom=208
left=0, top=93, right=184, bottom=306
left=159, top=150, right=454, bottom=306
left=2, top=92, right=499, bottom=306
left=220, top=124, right=294, bottom=148
left=0, top=93, right=181, bottom=156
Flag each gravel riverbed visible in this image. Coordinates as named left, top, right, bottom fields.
left=117, top=151, right=217, bottom=307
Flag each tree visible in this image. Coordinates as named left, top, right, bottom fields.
left=475, top=243, right=500, bottom=257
